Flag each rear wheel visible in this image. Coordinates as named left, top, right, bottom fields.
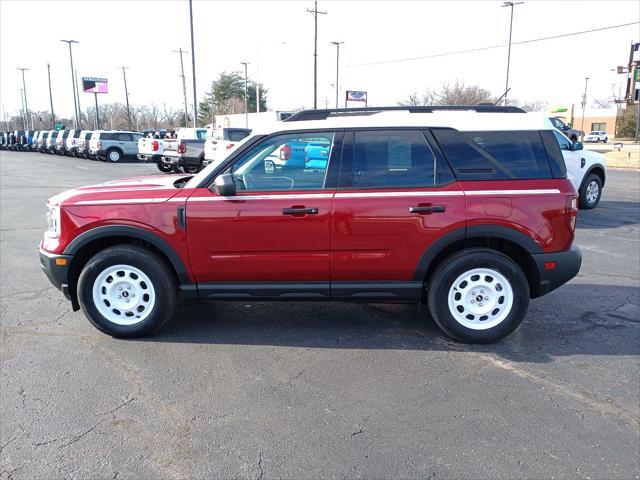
left=427, top=248, right=529, bottom=343
left=579, top=173, right=602, bottom=209
left=106, top=148, right=123, bottom=162
left=77, top=245, right=177, bottom=337
left=157, top=162, right=173, bottom=173
left=183, top=164, right=200, bottom=174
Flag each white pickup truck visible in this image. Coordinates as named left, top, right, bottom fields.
left=137, top=131, right=171, bottom=172
left=161, top=128, right=208, bottom=173
left=202, top=127, right=252, bottom=168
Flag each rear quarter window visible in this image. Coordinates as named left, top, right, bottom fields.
left=431, top=128, right=553, bottom=180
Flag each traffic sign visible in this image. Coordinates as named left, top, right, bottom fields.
left=54, top=123, right=64, bottom=131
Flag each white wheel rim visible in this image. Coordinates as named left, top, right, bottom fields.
left=92, top=264, right=156, bottom=326
left=109, top=151, right=120, bottom=161
left=447, top=268, right=514, bottom=330
left=586, top=180, right=599, bottom=204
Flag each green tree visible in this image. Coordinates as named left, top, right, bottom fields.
left=198, top=71, right=268, bottom=125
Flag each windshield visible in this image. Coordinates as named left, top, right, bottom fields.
left=184, top=134, right=259, bottom=188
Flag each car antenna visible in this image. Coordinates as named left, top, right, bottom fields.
left=493, top=88, right=512, bottom=106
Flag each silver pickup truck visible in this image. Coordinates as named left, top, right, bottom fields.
left=161, top=128, right=208, bottom=173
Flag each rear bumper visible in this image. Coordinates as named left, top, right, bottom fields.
left=138, top=153, right=162, bottom=162
left=530, top=245, right=582, bottom=298
left=39, top=249, right=73, bottom=300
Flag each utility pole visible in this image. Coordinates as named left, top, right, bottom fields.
left=75, top=69, right=82, bottom=129
left=501, top=2, right=523, bottom=106
left=580, top=77, right=589, bottom=141
left=120, top=66, right=132, bottom=130
left=17, top=68, right=30, bottom=130
left=19, top=88, right=25, bottom=130
left=61, top=40, right=79, bottom=129
left=307, top=1, right=327, bottom=109
left=188, top=0, right=198, bottom=127
left=256, top=46, right=260, bottom=113
left=241, top=62, right=250, bottom=128
left=47, top=63, right=55, bottom=128
left=330, top=41, right=344, bottom=108
left=173, top=48, right=190, bottom=128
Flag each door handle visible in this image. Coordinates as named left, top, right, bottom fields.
left=282, top=207, right=319, bottom=215
left=409, top=205, right=446, bottom=214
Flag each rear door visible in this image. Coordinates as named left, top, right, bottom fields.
left=330, top=129, right=466, bottom=299
left=186, top=130, right=343, bottom=297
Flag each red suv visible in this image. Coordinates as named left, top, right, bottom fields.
left=39, top=106, right=581, bottom=343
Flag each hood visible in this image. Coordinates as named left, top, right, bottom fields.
left=48, top=174, right=191, bottom=207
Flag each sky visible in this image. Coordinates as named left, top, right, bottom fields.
left=0, top=0, right=638, bottom=120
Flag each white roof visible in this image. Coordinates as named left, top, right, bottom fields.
left=254, top=110, right=553, bottom=135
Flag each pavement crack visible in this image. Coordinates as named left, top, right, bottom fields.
left=286, top=369, right=305, bottom=387
left=58, top=419, right=107, bottom=448
left=97, top=397, right=136, bottom=416
left=256, top=451, right=264, bottom=480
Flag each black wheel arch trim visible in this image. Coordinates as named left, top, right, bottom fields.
left=63, top=225, right=191, bottom=284
left=579, top=165, right=606, bottom=191
left=413, top=225, right=543, bottom=281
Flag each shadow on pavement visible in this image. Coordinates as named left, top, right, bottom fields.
left=577, top=200, right=640, bottom=229
left=146, top=283, right=639, bottom=363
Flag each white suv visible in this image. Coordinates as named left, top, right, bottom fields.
left=552, top=128, right=606, bottom=209
left=203, top=127, right=252, bottom=167
left=583, top=131, right=608, bottom=143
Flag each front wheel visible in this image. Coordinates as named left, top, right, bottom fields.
left=427, top=248, right=530, bottom=343
left=579, top=174, right=602, bottom=209
left=77, top=245, right=177, bottom=337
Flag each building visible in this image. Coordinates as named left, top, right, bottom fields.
left=547, top=105, right=619, bottom=137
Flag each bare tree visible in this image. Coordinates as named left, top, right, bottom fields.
left=519, top=99, right=548, bottom=112
left=399, top=79, right=492, bottom=106
left=592, top=97, right=612, bottom=109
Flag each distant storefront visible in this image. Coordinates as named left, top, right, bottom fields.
left=547, top=105, right=619, bottom=137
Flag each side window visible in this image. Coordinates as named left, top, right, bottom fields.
left=228, top=131, right=337, bottom=191
left=116, top=133, right=133, bottom=141
left=340, top=130, right=437, bottom=188
left=540, top=131, right=567, bottom=178
left=196, top=130, right=207, bottom=141
left=465, top=131, right=552, bottom=179
left=553, top=130, right=572, bottom=151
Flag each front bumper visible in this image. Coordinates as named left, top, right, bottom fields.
left=39, top=249, right=73, bottom=300
left=530, top=245, right=582, bottom=298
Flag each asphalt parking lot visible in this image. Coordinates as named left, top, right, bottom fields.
left=1, top=151, right=638, bottom=480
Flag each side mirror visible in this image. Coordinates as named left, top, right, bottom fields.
left=212, top=173, right=236, bottom=196
left=572, top=141, right=583, bottom=151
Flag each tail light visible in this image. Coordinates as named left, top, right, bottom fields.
left=226, top=143, right=235, bottom=150
left=280, top=144, right=291, bottom=161
left=178, top=142, right=187, bottom=154
left=97, top=141, right=102, bottom=148
left=566, top=196, right=578, bottom=231
left=152, top=140, right=159, bottom=151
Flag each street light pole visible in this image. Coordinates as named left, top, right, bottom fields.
left=307, top=1, right=327, bottom=109
left=17, top=68, right=30, bottom=130
left=61, top=40, right=79, bottom=129
left=47, top=63, right=55, bottom=129
left=120, top=66, right=132, bottom=130
left=241, top=62, right=250, bottom=128
left=330, top=41, right=344, bottom=109
left=501, top=2, right=523, bottom=106
left=75, top=69, right=82, bottom=129
left=173, top=48, right=190, bottom=127
left=188, top=0, right=198, bottom=127
left=580, top=76, right=589, bottom=141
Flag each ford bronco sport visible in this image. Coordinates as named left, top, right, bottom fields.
left=39, top=106, right=581, bottom=343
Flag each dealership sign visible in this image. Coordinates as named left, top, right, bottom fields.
left=346, top=90, right=367, bottom=102
left=82, top=77, right=108, bottom=94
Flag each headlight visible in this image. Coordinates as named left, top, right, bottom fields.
left=45, top=204, right=61, bottom=238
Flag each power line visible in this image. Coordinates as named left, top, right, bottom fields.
left=350, top=21, right=640, bottom=67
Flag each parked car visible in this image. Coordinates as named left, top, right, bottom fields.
left=45, top=130, right=59, bottom=153
left=76, top=131, right=94, bottom=159
left=202, top=127, right=252, bottom=168
left=55, top=130, right=71, bottom=155
left=583, top=131, right=608, bottom=143
left=137, top=130, right=170, bottom=170
left=549, top=117, right=582, bottom=142
left=89, top=130, right=143, bottom=162
left=65, top=130, right=83, bottom=156
left=39, top=105, right=581, bottom=343
left=550, top=127, right=606, bottom=209
left=161, top=127, right=208, bottom=173
left=36, top=130, right=49, bottom=152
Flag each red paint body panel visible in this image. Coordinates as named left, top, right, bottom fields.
left=184, top=188, right=333, bottom=282
left=330, top=183, right=466, bottom=281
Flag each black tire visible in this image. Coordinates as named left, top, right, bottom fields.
left=183, top=164, right=200, bottom=174
left=603, top=137, right=608, bottom=143
left=106, top=148, right=123, bottom=162
left=427, top=248, right=530, bottom=344
left=596, top=138, right=600, bottom=143
left=579, top=173, right=602, bottom=210
left=77, top=245, right=177, bottom=338
left=157, top=162, right=173, bottom=173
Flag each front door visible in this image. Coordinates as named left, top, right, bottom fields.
left=186, top=130, right=342, bottom=298
left=553, top=130, right=581, bottom=189
left=330, top=129, right=466, bottom=299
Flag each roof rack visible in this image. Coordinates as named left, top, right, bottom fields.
left=283, top=105, right=526, bottom=122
